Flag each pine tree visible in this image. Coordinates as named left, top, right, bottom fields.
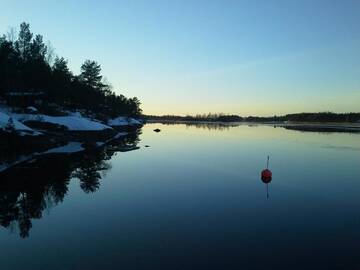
left=80, top=60, right=102, bottom=89
left=15, top=22, right=33, bottom=60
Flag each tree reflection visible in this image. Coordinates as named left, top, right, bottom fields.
left=0, top=132, right=140, bottom=238
left=72, top=153, right=112, bottom=193
left=159, top=122, right=240, bottom=130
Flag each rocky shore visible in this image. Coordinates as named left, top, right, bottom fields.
left=0, top=111, right=143, bottom=173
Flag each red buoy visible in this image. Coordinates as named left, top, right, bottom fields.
left=261, top=169, right=272, bottom=183
left=261, top=155, right=272, bottom=182
left=260, top=156, right=273, bottom=199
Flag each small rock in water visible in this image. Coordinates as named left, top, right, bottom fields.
left=145, top=145, right=150, bottom=147
left=153, top=129, right=161, bottom=133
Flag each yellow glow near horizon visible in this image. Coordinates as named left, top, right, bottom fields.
left=142, top=92, right=360, bottom=116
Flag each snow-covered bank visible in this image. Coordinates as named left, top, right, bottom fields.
left=0, top=107, right=143, bottom=173
left=1, top=112, right=32, bottom=131
left=13, top=114, right=113, bottom=131
left=10, top=113, right=143, bottom=131
left=1, top=104, right=142, bottom=131
left=0, top=112, right=40, bottom=136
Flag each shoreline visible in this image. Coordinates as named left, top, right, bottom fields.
left=0, top=123, right=142, bottom=173
left=146, top=120, right=360, bottom=133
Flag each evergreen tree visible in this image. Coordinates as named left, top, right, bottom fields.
left=15, top=22, right=33, bottom=61
left=0, top=22, right=143, bottom=118
left=30, top=34, right=47, bottom=60
left=80, top=60, right=102, bottom=89
left=52, top=57, right=71, bottom=78
left=0, top=36, right=19, bottom=92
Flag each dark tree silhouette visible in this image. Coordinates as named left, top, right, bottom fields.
left=15, top=22, right=33, bottom=60
left=53, top=57, right=71, bottom=77
left=80, top=60, right=102, bottom=89
left=145, top=112, right=360, bottom=123
left=0, top=22, right=142, bottom=117
left=30, top=34, right=47, bottom=60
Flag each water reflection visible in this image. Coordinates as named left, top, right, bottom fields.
left=150, top=122, right=360, bottom=134
left=157, top=122, right=240, bottom=130
left=283, top=125, right=360, bottom=133
left=72, top=152, right=111, bottom=193
left=0, top=131, right=141, bottom=238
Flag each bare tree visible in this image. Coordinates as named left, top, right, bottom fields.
left=46, top=40, right=55, bottom=65
left=6, top=26, right=17, bottom=43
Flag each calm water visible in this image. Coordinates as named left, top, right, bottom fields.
left=1, top=123, right=360, bottom=270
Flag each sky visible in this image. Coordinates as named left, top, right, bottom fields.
left=1, top=0, right=360, bottom=116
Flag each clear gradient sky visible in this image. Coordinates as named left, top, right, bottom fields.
left=1, top=0, right=360, bottom=116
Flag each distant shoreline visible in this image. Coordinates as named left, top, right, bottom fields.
left=146, top=120, right=360, bottom=133
left=144, top=112, right=360, bottom=124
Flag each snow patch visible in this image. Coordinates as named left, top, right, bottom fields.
left=13, top=114, right=113, bottom=131
left=0, top=112, right=40, bottom=136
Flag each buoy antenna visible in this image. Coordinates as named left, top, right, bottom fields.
left=267, top=155, right=270, bottom=169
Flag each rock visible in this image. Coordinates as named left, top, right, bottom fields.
left=145, top=145, right=150, bottom=147
left=153, top=129, right=161, bottom=133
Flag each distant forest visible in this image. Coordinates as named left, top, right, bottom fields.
left=146, top=112, right=360, bottom=123
left=0, top=22, right=142, bottom=117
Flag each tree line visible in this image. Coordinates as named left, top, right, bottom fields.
left=0, top=22, right=142, bottom=117
left=145, top=112, right=360, bottom=123
left=145, top=113, right=243, bottom=122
